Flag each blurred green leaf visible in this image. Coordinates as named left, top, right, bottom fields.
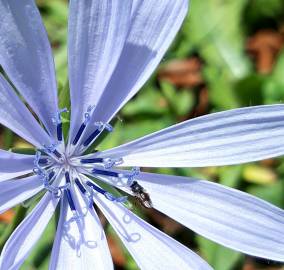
left=234, top=74, right=265, bottom=106
left=218, top=165, right=243, bottom=188
left=123, top=85, right=169, bottom=117
left=3, top=129, right=14, bottom=150
left=160, top=81, right=195, bottom=116
left=197, top=236, right=243, bottom=270
left=247, top=181, right=284, bottom=207
left=189, top=0, right=251, bottom=78
left=245, top=0, right=284, bottom=28
left=11, top=148, right=35, bottom=155
left=204, top=66, right=239, bottom=110
left=263, top=49, right=284, bottom=104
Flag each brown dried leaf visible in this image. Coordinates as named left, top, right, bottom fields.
left=0, top=209, right=14, bottom=224
left=247, top=30, right=284, bottom=74
left=159, top=58, right=203, bottom=87
left=107, top=235, right=126, bottom=267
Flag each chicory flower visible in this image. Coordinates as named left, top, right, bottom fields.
left=0, top=0, right=284, bottom=269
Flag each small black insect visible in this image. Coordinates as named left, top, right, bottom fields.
left=130, top=181, right=152, bottom=209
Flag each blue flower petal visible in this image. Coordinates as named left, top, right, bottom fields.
left=0, top=75, right=53, bottom=148
left=94, top=191, right=213, bottom=270
left=100, top=105, right=284, bottom=167
left=49, top=186, right=113, bottom=270
left=67, top=0, right=132, bottom=148
left=0, top=150, right=34, bottom=182
left=0, top=175, right=43, bottom=215
left=79, top=0, right=189, bottom=147
left=0, top=0, right=59, bottom=138
left=137, top=172, right=284, bottom=262
left=0, top=192, right=59, bottom=270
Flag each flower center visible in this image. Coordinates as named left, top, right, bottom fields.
left=32, top=106, right=152, bottom=222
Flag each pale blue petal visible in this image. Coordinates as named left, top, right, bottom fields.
left=49, top=187, right=113, bottom=270
left=0, top=0, right=58, bottom=138
left=0, top=175, right=43, bottom=214
left=0, top=192, right=59, bottom=270
left=81, top=0, right=188, bottom=143
left=99, top=105, right=284, bottom=167
left=0, top=150, right=34, bottom=182
left=94, top=194, right=212, bottom=270
left=0, top=75, right=53, bottom=148
left=68, top=0, right=132, bottom=144
left=137, top=172, right=284, bottom=262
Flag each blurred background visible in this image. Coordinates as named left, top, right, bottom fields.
left=1, top=0, right=284, bottom=269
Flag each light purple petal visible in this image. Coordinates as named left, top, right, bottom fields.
left=136, top=172, right=284, bottom=262
left=0, top=175, right=43, bottom=214
left=0, top=75, right=53, bottom=148
left=81, top=0, right=188, bottom=143
left=94, top=194, right=212, bottom=270
left=68, top=0, right=132, bottom=145
left=49, top=187, right=113, bottom=270
left=98, top=105, right=284, bottom=167
left=0, top=150, right=34, bottom=181
left=0, top=0, right=58, bottom=138
left=0, top=192, right=58, bottom=270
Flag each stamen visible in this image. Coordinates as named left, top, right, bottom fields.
left=65, top=189, right=76, bottom=211
left=51, top=183, right=70, bottom=199
left=72, top=105, right=95, bottom=145
left=53, top=149, right=62, bottom=159
left=86, top=181, right=106, bottom=195
left=48, top=171, right=56, bottom=180
left=34, top=151, right=49, bottom=169
left=103, top=157, right=124, bottom=169
left=34, top=151, right=41, bottom=167
left=52, top=108, right=68, bottom=142
left=33, top=151, right=49, bottom=179
left=75, top=178, right=87, bottom=194
left=82, top=129, right=101, bottom=147
left=80, top=158, right=104, bottom=164
left=65, top=171, right=71, bottom=184
left=92, top=168, right=122, bottom=178
left=126, top=167, right=141, bottom=186
left=75, top=179, right=97, bottom=208
left=86, top=181, right=127, bottom=203
left=104, top=192, right=128, bottom=203
left=82, top=122, right=113, bottom=148
left=35, top=165, right=64, bottom=198
left=42, top=171, right=57, bottom=193
left=57, top=123, right=63, bottom=142
left=72, top=124, right=86, bottom=145
left=38, top=158, right=49, bottom=165
left=80, top=157, right=123, bottom=168
left=63, top=179, right=84, bottom=224
left=42, top=143, right=62, bottom=159
left=34, top=159, right=69, bottom=199
left=90, top=166, right=140, bottom=188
